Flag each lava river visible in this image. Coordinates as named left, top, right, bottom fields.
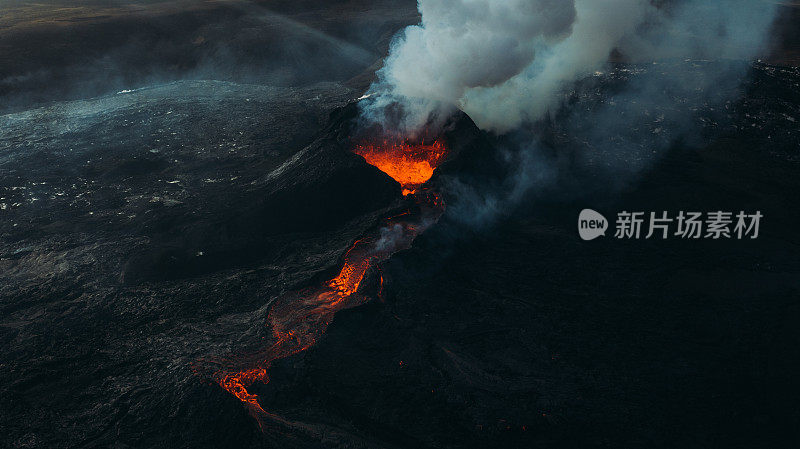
left=201, top=138, right=448, bottom=425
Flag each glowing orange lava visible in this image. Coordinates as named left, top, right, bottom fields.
left=353, top=140, right=447, bottom=195
left=202, top=137, right=449, bottom=423
left=218, top=367, right=268, bottom=412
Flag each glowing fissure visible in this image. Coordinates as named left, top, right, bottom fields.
left=204, top=139, right=448, bottom=422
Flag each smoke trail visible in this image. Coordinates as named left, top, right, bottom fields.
left=362, top=0, right=778, bottom=134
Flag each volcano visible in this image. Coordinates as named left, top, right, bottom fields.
left=195, top=101, right=497, bottom=425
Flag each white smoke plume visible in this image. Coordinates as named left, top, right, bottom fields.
left=362, top=0, right=778, bottom=134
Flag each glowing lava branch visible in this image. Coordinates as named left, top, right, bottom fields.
left=353, top=140, right=447, bottom=195
left=204, top=138, right=448, bottom=422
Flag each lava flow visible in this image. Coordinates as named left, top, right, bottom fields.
left=202, top=139, right=448, bottom=423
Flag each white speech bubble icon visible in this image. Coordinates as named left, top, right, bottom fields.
left=578, top=209, right=608, bottom=241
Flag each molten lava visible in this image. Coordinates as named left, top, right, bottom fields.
left=201, top=137, right=449, bottom=424
left=353, top=140, right=447, bottom=195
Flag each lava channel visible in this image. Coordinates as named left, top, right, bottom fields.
left=200, top=139, right=448, bottom=425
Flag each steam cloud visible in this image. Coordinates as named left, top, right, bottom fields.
left=361, top=0, right=778, bottom=134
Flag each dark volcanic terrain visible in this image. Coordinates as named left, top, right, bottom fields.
left=0, top=0, right=419, bottom=112
left=2, top=61, right=799, bottom=448
left=2, top=1, right=800, bottom=448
